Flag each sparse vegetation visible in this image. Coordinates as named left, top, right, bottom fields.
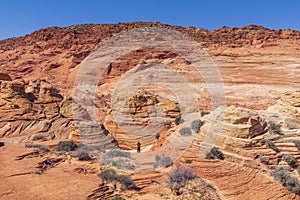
left=265, top=139, right=280, bottom=153
left=106, top=158, right=136, bottom=170
left=268, top=122, right=281, bottom=135
left=191, top=119, right=204, bottom=133
left=25, top=143, right=49, bottom=151
left=282, top=154, right=298, bottom=168
left=71, top=147, right=92, bottom=161
left=155, top=155, right=161, bottom=161
left=179, top=127, right=192, bottom=136
left=271, top=167, right=300, bottom=195
left=154, top=156, right=173, bottom=168
left=105, top=149, right=131, bottom=159
left=259, top=156, right=269, bottom=165
left=166, top=165, right=197, bottom=195
left=112, top=196, right=125, bottom=200
left=174, top=114, right=184, bottom=125
left=155, top=132, right=160, bottom=139
left=79, top=144, right=105, bottom=153
left=98, top=169, right=137, bottom=190
left=201, top=111, right=210, bottom=117
left=56, top=140, right=78, bottom=151
left=293, top=140, right=300, bottom=151
left=185, top=159, right=193, bottom=164
left=205, top=147, right=224, bottom=160
left=32, top=134, right=46, bottom=141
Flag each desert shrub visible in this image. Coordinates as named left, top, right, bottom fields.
left=268, top=122, right=281, bottom=134
left=179, top=127, right=192, bottom=136
left=166, top=165, right=197, bottom=195
left=0, top=141, right=4, bottom=147
left=155, top=132, right=160, bottom=139
left=282, top=154, right=298, bottom=168
left=154, top=156, right=173, bottom=168
left=201, top=111, right=210, bottom=117
left=56, top=140, right=78, bottom=151
left=25, top=143, right=49, bottom=151
left=71, top=147, right=92, bottom=161
left=98, top=169, right=137, bottom=190
left=105, top=149, right=130, bottom=159
left=259, top=156, right=269, bottom=165
left=106, top=158, right=136, bottom=170
left=205, top=147, right=224, bottom=160
left=79, top=144, right=105, bottom=153
left=98, top=169, right=118, bottom=182
left=265, top=140, right=280, bottom=153
left=117, top=175, right=137, bottom=190
left=185, top=159, right=193, bottom=164
left=112, top=196, right=125, bottom=200
left=174, top=114, right=184, bottom=125
left=32, top=134, right=46, bottom=141
left=191, top=119, right=204, bottom=133
left=271, top=167, right=300, bottom=194
left=293, top=140, right=300, bottom=151
left=155, top=155, right=161, bottom=161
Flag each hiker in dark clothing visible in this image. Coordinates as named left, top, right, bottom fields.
left=137, top=141, right=141, bottom=153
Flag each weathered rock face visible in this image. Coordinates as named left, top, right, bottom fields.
left=268, top=90, right=300, bottom=118
left=104, top=90, right=180, bottom=149
left=202, top=105, right=268, bottom=139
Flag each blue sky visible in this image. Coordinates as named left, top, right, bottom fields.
left=0, top=0, right=299, bottom=40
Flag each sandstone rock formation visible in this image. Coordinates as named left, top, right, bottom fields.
left=104, top=90, right=180, bottom=149
left=1, top=22, right=300, bottom=199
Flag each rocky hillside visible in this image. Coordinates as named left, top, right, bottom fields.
left=0, top=22, right=300, bottom=200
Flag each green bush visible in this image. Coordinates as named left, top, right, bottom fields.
left=185, top=159, right=193, bottom=164
left=205, top=147, right=224, bottom=160
left=98, top=169, right=137, bottom=190
left=166, top=165, right=196, bottom=195
left=282, top=154, right=298, bottom=168
left=56, top=140, right=78, bottom=151
left=268, top=122, right=281, bottom=134
left=105, top=150, right=131, bottom=159
left=79, top=144, right=105, bottom=153
left=98, top=169, right=118, bottom=182
left=179, top=127, right=192, bottom=136
left=154, top=156, right=173, bottom=168
left=32, top=134, right=46, bottom=141
left=71, top=147, right=92, bottom=161
left=112, top=196, right=125, bottom=200
left=265, top=140, right=280, bottom=153
left=106, top=158, right=136, bottom=170
left=191, top=119, right=204, bottom=133
left=271, top=167, right=300, bottom=195
left=25, top=143, right=49, bottom=151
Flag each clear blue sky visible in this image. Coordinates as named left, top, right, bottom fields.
left=1, top=0, right=299, bottom=40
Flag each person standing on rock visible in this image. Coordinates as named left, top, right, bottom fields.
left=137, top=141, right=141, bottom=153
